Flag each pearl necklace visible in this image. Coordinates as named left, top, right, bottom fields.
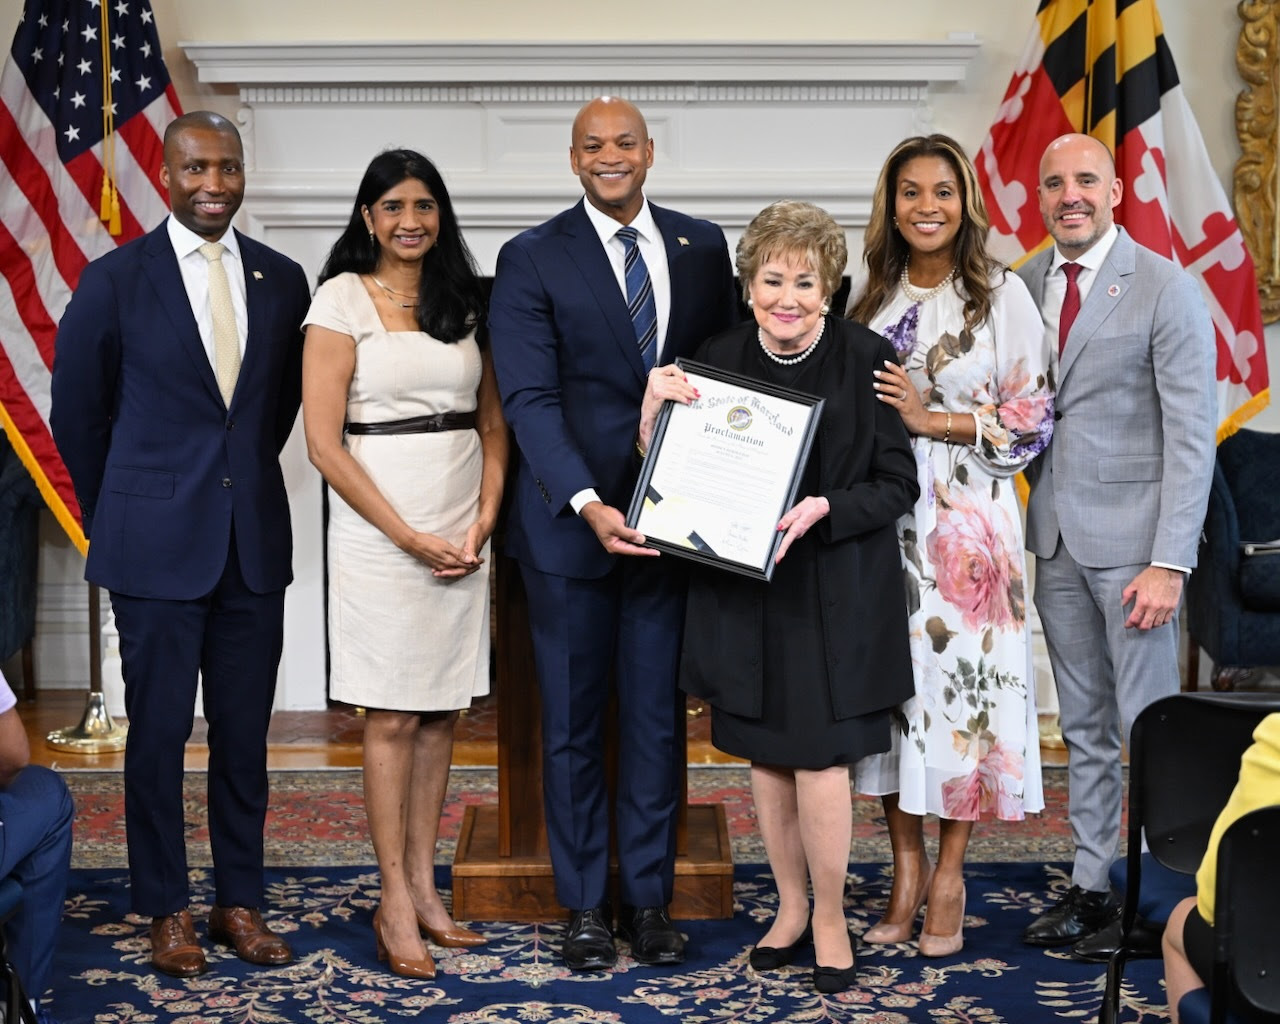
left=371, top=274, right=419, bottom=308
left=759, top=317, right=825, bottom=366
left=899, top=261, right=956, bottom=304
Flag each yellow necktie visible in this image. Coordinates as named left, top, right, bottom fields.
left=198, top=241, right=241, bottom=406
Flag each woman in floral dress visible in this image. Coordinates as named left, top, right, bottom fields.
left=850, top=134, right=1054, bottom=957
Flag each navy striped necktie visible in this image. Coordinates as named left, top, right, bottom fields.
left=616, top=225, right=658, bottom=370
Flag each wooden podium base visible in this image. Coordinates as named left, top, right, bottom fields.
left=452, top=802, right=734, bottom=922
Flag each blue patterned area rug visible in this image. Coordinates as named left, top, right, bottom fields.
left=50, top=863, right=1168, bottom=1024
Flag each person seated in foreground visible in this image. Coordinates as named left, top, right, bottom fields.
left=0, top=667, right=74, bottom=1023
left=1162, top=712, right=1280, bottom=1022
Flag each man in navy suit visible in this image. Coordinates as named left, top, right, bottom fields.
left=51, top=111, right=310, bottom=978
left=489, top=96, right=738, bottom=970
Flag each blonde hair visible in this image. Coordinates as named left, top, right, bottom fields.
left=736, top=200, right=847, bottom=303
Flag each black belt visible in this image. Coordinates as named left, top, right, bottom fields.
left=345, top=412, right=476, bottom=435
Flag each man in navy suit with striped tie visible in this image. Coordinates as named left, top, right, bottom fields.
left=489, top=96, right=738, bottom=970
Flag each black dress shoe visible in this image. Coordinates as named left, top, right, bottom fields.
left=749, top=919, right=813, bottom=971
left=1023, top=886, right=1122, bottom=947
left=617, top=904, right=685, bottom=965
left=561, top=907, right=617, bottom=971
left=1071, top=915, right=1165, bottom=963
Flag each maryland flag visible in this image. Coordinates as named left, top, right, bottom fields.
left=977, top=0, right=1270, bottom=440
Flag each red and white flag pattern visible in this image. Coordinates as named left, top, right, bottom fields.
left=1, top=0, right=180, bottom=552
left=977, top=0, right=1269, bottom=440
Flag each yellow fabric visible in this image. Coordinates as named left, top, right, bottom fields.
left=1195, top=712, right=1280, bottom=924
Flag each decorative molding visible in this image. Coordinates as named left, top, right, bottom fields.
left=235, top=83, right=930, bottom=106
left=181, top=40, right=981, bottom=93
left=1235, top=0, right=1280, bottom=323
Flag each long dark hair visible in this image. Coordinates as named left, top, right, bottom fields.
left=849, top=134, right=1000, bottom=333
left=318, top=149, right=484, bottom=344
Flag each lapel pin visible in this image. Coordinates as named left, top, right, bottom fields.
left=1107, top=283, right=1120, bottom=297
left=677, top=237, right=690, bottom=247
left=253, top=270, right=264, bottom=280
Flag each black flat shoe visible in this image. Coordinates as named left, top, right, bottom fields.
left=813, top=961, right=858, bottom=994
left=561, top=906, right=617, bottom=971
left=748, top=920, right=813, bottom=971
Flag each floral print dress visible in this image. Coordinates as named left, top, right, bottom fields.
left=853, top=270, right=1053, bottom=820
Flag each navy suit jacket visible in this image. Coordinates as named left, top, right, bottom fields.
left=51, top=222, right=310, bottom=600
left=489, top=199, right=739, bottom=580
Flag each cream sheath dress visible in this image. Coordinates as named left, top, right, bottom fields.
left=304, top=271, right=490, bottom=711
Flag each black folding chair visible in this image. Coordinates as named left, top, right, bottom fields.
left=1208, top=803, right=1280, bottom=1023
left=1101, top=692, right=1280, bottom=1024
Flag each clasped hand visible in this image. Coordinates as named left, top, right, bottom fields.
left=402, top=520, right=491, bottom=578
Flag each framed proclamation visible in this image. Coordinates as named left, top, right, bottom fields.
left=625, top=358, right=824, bottom=581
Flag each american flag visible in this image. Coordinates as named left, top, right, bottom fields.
left=977, top=0, right=1269, bottom=441
left=1, top=0, right=180, bottom=553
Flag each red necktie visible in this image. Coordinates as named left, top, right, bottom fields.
left=1058, top=262, right=1082, bottom=357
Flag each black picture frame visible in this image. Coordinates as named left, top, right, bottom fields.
left=625, top=358, right=824, bottom=581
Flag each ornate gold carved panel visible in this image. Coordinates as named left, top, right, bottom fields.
left=1236, top=0, right=1280, bottom=323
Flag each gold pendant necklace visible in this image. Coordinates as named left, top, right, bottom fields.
left=371, top=275, right=418, bottom=308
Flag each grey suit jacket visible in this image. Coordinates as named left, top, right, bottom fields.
left=1017, top=228, right=1216, bottom=570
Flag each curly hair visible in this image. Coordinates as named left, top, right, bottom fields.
left=736, top=200, right=848, bottom=303
left=318, top=149, right=484, bottom=344
left=848, top=134, right=1000, bottom=332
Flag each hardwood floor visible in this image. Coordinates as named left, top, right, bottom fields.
left=16, top=689, right=748, bottom=771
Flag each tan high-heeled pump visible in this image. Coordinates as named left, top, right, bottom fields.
left=863, top=863, right=934, bottom=944
left=918, top=884, right=966, bottom=958
left=373, top=908, right=437, bottom=978
left=416, top=910, right=486, bottom=948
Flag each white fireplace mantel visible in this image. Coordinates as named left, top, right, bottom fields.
left=182, top=39, right=981, bottom=89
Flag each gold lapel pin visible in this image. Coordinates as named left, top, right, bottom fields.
left=253, top=270, right=264, bottom=280
left=677, top=237, right=690, bottom=247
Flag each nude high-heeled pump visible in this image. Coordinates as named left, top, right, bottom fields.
left=373, top=908, right=437, bottom=978
left=863, top=863, right=934, bottom=944
left=416, top=910, right=486, bottom=948
left=917, top=884, right=965, bottom=958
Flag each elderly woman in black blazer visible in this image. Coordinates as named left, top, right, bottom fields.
left=639, top=200, right=918, bottom=993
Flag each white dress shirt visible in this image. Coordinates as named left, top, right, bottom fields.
left=1043, top=224, right=1119, bottom=344
left=580, top=196, right=672, bottom=364
left=571, top=197, right=673, bottom=516
left=166, top=215, right=248, bottom=366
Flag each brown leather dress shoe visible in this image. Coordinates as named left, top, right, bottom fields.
left=208, top=906, right=294, bottom=966
left=150, top=909, right=207, bottom=977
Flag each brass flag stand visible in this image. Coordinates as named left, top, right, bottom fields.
left=47, top=583, right=128, bottom=753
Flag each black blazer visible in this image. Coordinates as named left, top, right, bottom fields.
left=680, top=316, right=919, bottom=721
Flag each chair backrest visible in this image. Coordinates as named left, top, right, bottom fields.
left=1217, top=429, right=1280, bottom=544
left=1130, top=693, right=1280, bottom=875
left=1212, top=803, right=1280, bottom=1023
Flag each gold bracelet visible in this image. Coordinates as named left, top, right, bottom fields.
left=635, top=438, right=648, bottom=458
left=943, top=412, right=952, bottom=444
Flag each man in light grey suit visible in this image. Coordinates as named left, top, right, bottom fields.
left=1016, top=134, right=1216, bottom=951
